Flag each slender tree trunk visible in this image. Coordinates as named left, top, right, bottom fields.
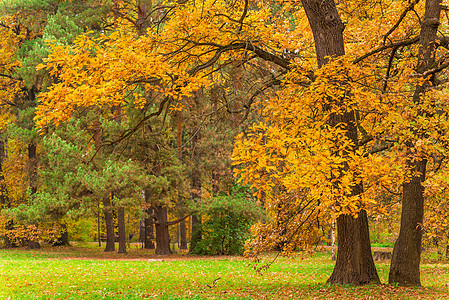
left=212, top=171, right=220, bottom=196
left=0, top=137, right=13, bottom=248
left=153, top=205, right=172, bottom=255
left=118, top=206, right=127, bottom=254
left=28, top=143, right=38, bottom=195
left=176, top=114, right=188, bottom=250
left=98, top=202, right=102, bottom=247
left=301, top=0, right=379, bottom=285
left=446, top=242, right=449, bottom=260
left=103, top=195, right=115, bottom=252
left=180, top=218, right=187, bottom=250
left=139, top=216, right=145, bottom=247
left=189, top=131, right=202, bottom=253
left=27, top=143, right=41, bottom=250
left=389, top=0, right=442, bottom=287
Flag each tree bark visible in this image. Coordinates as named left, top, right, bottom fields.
left=103, top=195, right=115, bottom=252
left=212, top=171, right=220, bottom=196
left=446, top=242, right=449, bottom=260
left=52, top=222, right=70, bottom=246
left=0, top=137, right=13, bottom=248
left=180, top=218, right=187, bottom=250
left=176, top=114, right=188, bottom=250
left=389, top=159, right=426, bottom=285
left=118, top=206, right=127, bottom=254
left=189, top=130, right=202, bottom=253
left=328, top=209, right=379, bottom=284
left=190, top=214, right=202, bottom=253
left=27, top=143, right=41, bottom=250
left=389, top=0, right=442, bottom=287
left=28, top=143, right=38, bottom=195
left=144, top=207, right=155, bottom=249
left=301, top=0, right=379, bottom=285
left=142, top=189, right=155, bottom=249
left=153, top=205, right=172, bottom=255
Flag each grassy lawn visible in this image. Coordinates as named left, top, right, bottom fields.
left=1, top=244, right=449, bottom=299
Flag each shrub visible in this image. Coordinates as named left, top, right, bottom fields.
left=191, top=187, right=264, bottom=255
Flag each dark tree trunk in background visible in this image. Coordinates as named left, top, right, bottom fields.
left=389, top=0, right=442, bottom=287
left=0, top=138, right=9, bottom=207
left=190, top=215, right=202, bottom=253
left=153, top=205, right=172, bottom=255
left=28, top=143, right=38, bottom=195
left=176, top=114, right=188, bottom=250
left=144, top=207, right=155, bottom=249
left=118, top=206, right=127, bottom=254
left=139, top=217, right=145, bottom=247
left=301, top=0, right=379, bottom=285
left=446, top=242, right=449, bottom=260
left=52, top=222, right=70, bottom=246
left=103, top=195, right=115, bottom=252
left=180, top=218, right=187, bottom=250
left=27, top=143, right=41, bottom=250
left=0, top=137, right=13, bottom=248
left=189, top=130, right=202, bottom=253
left=28, top=239, right=41, bottom=249
left=142, top=189, right=155, bottom=249
left=212, top=171, right=220, bottom=196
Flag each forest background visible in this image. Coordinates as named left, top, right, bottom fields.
left=1, top=0, right=449, bottom=289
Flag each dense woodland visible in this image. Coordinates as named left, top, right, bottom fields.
left=1, top=0, right=449, bottom=289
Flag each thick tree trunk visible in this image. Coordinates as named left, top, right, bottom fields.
left=301, top=0, right=379, bottom=285
left=389, top=159, right=426, bottom=285
left=328, top=210, right=378, bottom=284
left=118, top=206, right=127, bottom=254
left=103, top=195, right=115, bottom=252
left=153, top=205, right=172, bottom=255
left=389, top=0, right=442, bottom=287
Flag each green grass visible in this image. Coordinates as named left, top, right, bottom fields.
left=1, top=245, right=449, bottom=299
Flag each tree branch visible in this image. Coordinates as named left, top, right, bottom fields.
left=353, top=36, right=419, bottom=64
left=166, top=213, right=193, bottom=226
left=383, top=0, right=420, bottom=44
